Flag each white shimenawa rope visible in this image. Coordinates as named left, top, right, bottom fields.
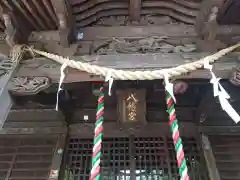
left=28, top=44, right=239, bottom=80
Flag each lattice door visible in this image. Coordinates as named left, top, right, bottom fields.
left=64, top=136, right=208, bottom=180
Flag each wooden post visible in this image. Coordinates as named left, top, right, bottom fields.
left=48, top=133, right=67, bottom=180
left=201, top=134, right=221, bottom=180
left=50, top=0, right=75, bottom=47
left=0, top=58, right=19, bottom=128
left=129, top=0, right=142, bottom=22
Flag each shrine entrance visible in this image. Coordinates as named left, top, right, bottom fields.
left=64, top=136, right=207, bottom=180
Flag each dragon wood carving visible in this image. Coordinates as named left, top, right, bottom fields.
left=93, top=37, right=197, bottom=54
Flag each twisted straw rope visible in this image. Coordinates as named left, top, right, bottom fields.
left=17, top=44, right=239, bottom=80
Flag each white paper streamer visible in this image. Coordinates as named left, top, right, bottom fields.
left=218, top=91, right=240, bottom=123
left=55, top=63, right=67, bottom=111
left=163, top=73, right=176, bottom=103
left=105, top=70, right=113, bottom=96
left=204, top=59, right=240, bottom=123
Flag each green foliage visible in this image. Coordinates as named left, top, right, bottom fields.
left=62, top=167, right=74, bottom=180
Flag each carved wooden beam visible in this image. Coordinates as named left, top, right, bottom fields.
left=129, top=0, right=142, bottom=22
left=50, top=0, right=75, bottom=47
left=29, top=25, right=197, bottom=42
left=15, top=52, right=240, bottom=83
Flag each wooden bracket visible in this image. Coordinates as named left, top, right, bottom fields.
left=0, top=3, right=30, bottom=47
left=195, top=0, right=221, bottom=39
left=194, top=0, right=226, bottom=52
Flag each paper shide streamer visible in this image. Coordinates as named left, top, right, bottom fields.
left=204, top=57, right=240, bottom=123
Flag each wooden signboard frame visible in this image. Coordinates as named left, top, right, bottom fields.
left=117, top=89, right=146, bottom=129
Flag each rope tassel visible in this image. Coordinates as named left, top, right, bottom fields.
left=165, top=91, right=189, bottom=180
left=90, top=86, right=104, bottom=180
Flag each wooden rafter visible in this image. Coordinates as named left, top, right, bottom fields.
left=50, top=0, right=75, bottom=47
left=129, top=0, right=142, bottom=21
left=0, top=1, right=30, bottom=47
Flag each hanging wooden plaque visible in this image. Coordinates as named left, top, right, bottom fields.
left=117, top=89, right=146, bottom=128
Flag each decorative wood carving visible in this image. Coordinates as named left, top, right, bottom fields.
left=0, top=58, right=13, bottom=77
left=94, top=15, right=178, bottom=26
left=117, top=89, right=146, bottom=129
left=10, top=77, right=51, bottom=95
left=93, top=37, right=197, bottom=54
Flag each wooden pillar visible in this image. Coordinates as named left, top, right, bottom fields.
left=201, top=134, right=221, bottom=180
left=0, top=5, right=28, bottom=128
left=0, top=58, right=19, bottom=128
left=48, top=133, right=67, bottom=180
left=129, top=0, right=142, bottom=22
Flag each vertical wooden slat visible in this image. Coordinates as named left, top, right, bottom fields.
left=129, top=135, right=136, bottom=180
left=48, top=134, right=67, bottom=180
left=201, top=134, right=221, bottom=180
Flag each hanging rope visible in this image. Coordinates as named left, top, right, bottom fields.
left=90, top=86, right=104, bottom=180
left=24, top=43, right=240, bottom=80
left=165, top=91, right=189, bottom=180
